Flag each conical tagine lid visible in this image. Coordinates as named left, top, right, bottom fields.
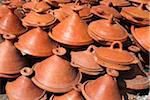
left=132, top=26, right=150, bottom=52
left=22, top=11, right=56, bottom=27
left=32, top=54, right=82, bottom=93
left=82, top=74, right=121, bottom=100
left=49, top=12, right=93, bottom=46
left=6, top=67, right=45, bottom=100
left=94, top=41, right=138, bottom=65
left=0, top=40, right=26, bottom=74
left=0, top=11, right=26, bottom=36
left=50, top=90, right=84, bottom=100
left=22, top=1, right=50, bottom=12
left=128, top=0, right=149, bottom=4
left=15, top=27, right=53, bottom=57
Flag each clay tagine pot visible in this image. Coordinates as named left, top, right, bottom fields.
left=93, top=41, right=139, bottom=70
left=128, top=0, right=149, bottom=4
left=81, top=74, right=121, bottom=100
left=91, top=4, right=122, bottom=19
left=15, top=27, right=53, bottom=57
left=22, top=0, right=50, bottom=13
left=71, top=45, right=104, bottom=75
left=0, top=11, right=26, bottom=36
left=8, top=0, right=25, bottom=8
left=118, top=61, right=149, bottom=90
left=120, top=3, right=150, bottom=26
left=100, top=0, right=130, bottom=7
left=22, top=11, right=56, bottom=27
left=0, top=40, right=27, bottom=74
left=50, top=90, right=84, bottom=100
left=49, top=12, right=93, bottom=47
left=6, top=67, right=46, bottom=100
left=88, top=16, right=128, bottom=45
left=131, top=26, right=150, bottom=53
left=32, top=48, right=82, bottom=93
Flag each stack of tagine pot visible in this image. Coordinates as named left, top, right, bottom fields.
left=0, top=0, right=149, bottom=100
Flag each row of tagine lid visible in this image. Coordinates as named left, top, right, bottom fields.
left=0, top=4, right=149, bottom=53
left=0, top=39, right=149, bottom=99
left=0, top=0, right=149, bottom=25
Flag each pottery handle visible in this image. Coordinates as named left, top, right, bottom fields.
left=3, top=34, right=16, bottom=40
left=110, top=41, right=123, bottom=51
left=106, top=68, right=119, bottom=77
left=52, top=47, right=66, bottom=56
left=128, top=45, right=140, bottom=53
left=87, top=45, right=97, bottom=53
left=20, top=67, right=33, bottom=76
left=73, top=83, right=82, bottom=92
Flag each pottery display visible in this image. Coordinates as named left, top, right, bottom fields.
left=0, top=0, right=149, bottom=99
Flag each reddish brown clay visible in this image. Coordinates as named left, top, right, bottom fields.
left=22, top=1, right=50, bottom=13
left=119, top=62, right=149, bottom=90
left=49, top=12, right=93, bottom=46
left=81, top=74, right=121, bottom=100
left=91, top=5, right=122, bottom=19
left=0, top=73, right=20, bottom=78
left=128, top=0, right=149, bottom=4
left=0, top=11, right=26, bottom=36
left=94, top=41, right=138, bottom=65
left=15, top=27, right=53, bottom=57
left=32, top=49, right=82, bottom=93
left=50, top=90, right=84, bottom=100
left=8, top=0, right=25, bottom=8
left=88, top=17, right=128, bottom=44
left=0, top=5, right=11, bottom=18
left=120, top=4, right=150, bottom=25
left=6, top=67, right=46, bottom=100
left=0, top=40, right=26, bottom=74
left=71, top=45, right=104, bottom=75
left=22, top=11, right=56, bottom=27
left=131, top=26, right=150, bottom=52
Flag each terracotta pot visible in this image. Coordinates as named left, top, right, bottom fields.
left=71, top=45, right=104, bottom=74
left=22, top=11, right=56, bottom=27
left=32, top=48, right=82, bottom=93
left=120, top=4, right=150, bottom=26
left=94, top=41, right=139, bottom=65
left=0, top=40, right=27, bottom=74
left=22, top=1, right=50, bottom=13
left=50, top=90, right=84, bottom=100
left=8, top=0, right=25, bottom=8
left=15, top=27, right=53, bottom=57
left=88, top=16, right=128, bottom=45
left=49, top=12, right=93, bottom=47
left=81, top=74, right=121, bottom=100
left=118, top=61, right=149, bottom=90
left=91, top=5, right=122, bottom=19
left=13, top=7, right=25, bottom=19
left=0, top=11, right=26, bottom=36
left=100, top=0, right=130, bottom=7
left=131, top=26, right=150, bottom=52
left=0, top=5, right=11, bottom=18
left=128, top=0, right=149, bottom=4
left=6, top=67, right=46, bottom=100
left=44, top=0, right=71, bottom=4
